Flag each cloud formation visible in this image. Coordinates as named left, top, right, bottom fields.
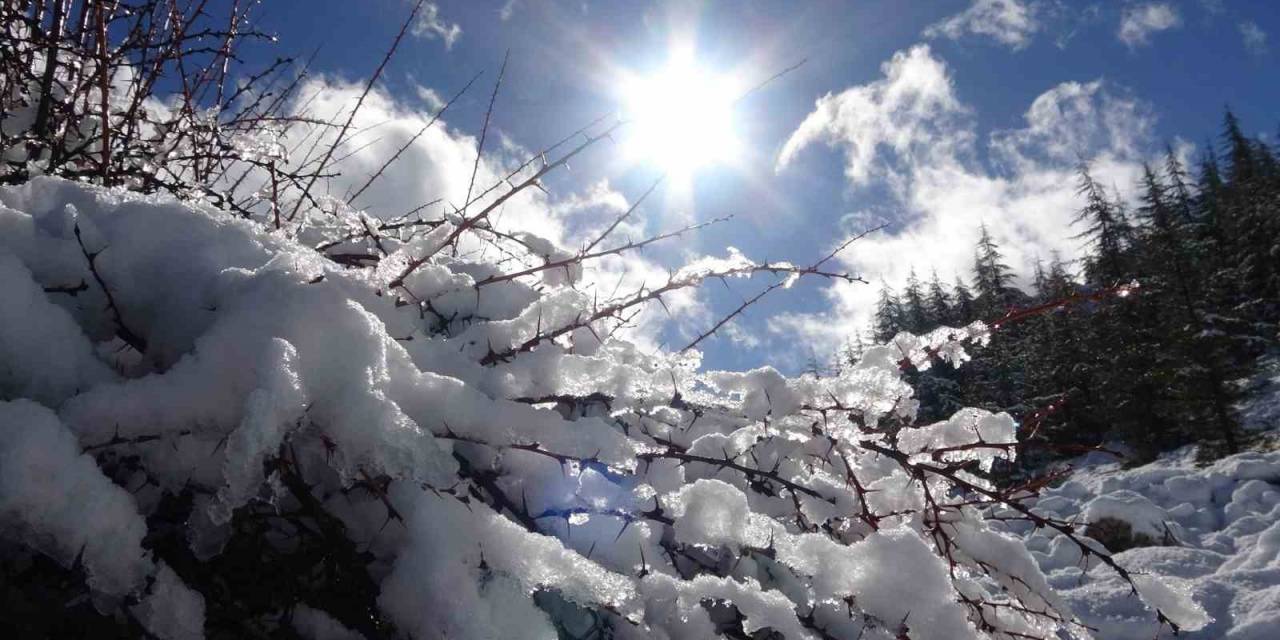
left=777, top=45, right=969, bottom=186
left=775, top=45, right=1159, bottom=351
left=499, top=0, right=519, bottom=22
left=924, top=0, right=1041, bottom=50
left=1118, top=3, right=1182, bottom=48
left=412, top=3, right=462, bottom=50
left=1240, top=21, right=1269, bottom=56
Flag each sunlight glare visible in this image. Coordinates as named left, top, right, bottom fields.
left=622, top=52, right=741, bottom=178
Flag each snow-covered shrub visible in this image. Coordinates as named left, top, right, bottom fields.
left=0, top=175, right=1209, bottom=639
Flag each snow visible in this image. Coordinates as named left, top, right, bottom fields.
left=637, top=573, right=815, bottom=640
left=1007, top=443, right=1280, bottom=639
left=672, top=246, right=755, bottom=282
left=0, top=399, right=151, bottom=598
left=1081, top=490, right=1173, bottom=540
left=897, top=407, right=1018, bottom=471
left=0, top=251, right=116, bottom=404
left=668, top=478, right=771, bottom=550
left=132, top=564, right=208, bottom=640
left=1, top=175, right=1275, bottom=639
left=0, top=399, right=207, bottom=638
left=290, top=605, right=364, bottom=640
left=781, top=527, right=979, bottom=640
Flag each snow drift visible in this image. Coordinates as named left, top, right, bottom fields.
left=1008, top=444, right=1280, bottom=639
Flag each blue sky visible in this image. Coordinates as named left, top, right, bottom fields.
left=239, top=0, right=1279, bottom=373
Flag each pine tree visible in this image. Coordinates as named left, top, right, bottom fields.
left=902, top=269, right=931, bottom=334
left=1223, top=109, right=1259, bottom=185
left=1020, top=258, right=1104, bottom=452
left=952, top=277, right=977, bottom=323
left=872, top=282, right=904, bottom=343
left=1073, top=165, right=1133, bottom=285
left=842, top=330, right=867, bottom=367
left=926, top=270, right=954, bottom=326
left=1031, top=259, right=1049, bottom=300
left=961, top=226, right=1027, bottom=415
left=1163, top=146, right=1196, bottom=225
left=972, top=223, right=1021, bottom=318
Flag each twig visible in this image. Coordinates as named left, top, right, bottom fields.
left=285, top=0, right=426, bottom=221
left=460, top=50, right=508, bottom=217
left=74, top=222, right=147, bottom=353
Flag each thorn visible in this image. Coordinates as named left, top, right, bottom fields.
left=656, top=295, right=672, bottom=317
left=71, top=544, right=88, bottom=573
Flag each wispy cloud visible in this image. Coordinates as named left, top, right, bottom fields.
left=499, top=0, right=519, bottom=21
left=413, top=84, right=446, bottom=112
left=775, top=45, right=1160, bottom=351
left=1118, top=3, right=1182, bottom=48
left=411, top=2, right=462, bottom=50
left=924, top=0, right=1041, bottom=50
left=1240, top=21, right=1269, bottom=56
left=777, top=45, right=969, bottom=186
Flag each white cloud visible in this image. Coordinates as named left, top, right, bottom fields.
left=924, top=0, right=1041, bottom=50
left=776, top=46, right=1159, bottom=352
left=1199, top=0, right=1224, bottom=15
left=990, top=80, right=1155, bottom=167
left=777, top=45, right=970, bottom=186
left=1118, top=3, right=1182, bottom=48
left=720, top=321, right=763, bottom=350
left=1042, top=2, right=1104, bottom=49
left=412, top=3, right=462, bottom=50
left=499, top=0, right=519, bottom=21
left=414, top=84, right=446, bottom=112
left=767, top=312, right=847, bottom=351
left=1240, top=21, right=1269, bottom=56
left=275, top=77, right=517, bottom=226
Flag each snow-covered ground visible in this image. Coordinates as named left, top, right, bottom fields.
left=1006, top=372, right=1280, bottom=639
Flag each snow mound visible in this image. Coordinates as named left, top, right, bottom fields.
left=1008, top=445, right=1280, bottom=638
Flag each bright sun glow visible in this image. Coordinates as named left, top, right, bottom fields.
left=622, top=53, right=741, bottom=178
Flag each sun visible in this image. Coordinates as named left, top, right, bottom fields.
left=620, top=50, right=742, bottom=179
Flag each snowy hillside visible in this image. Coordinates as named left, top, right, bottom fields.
left=1003, top=371, right=1280, bottom=640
